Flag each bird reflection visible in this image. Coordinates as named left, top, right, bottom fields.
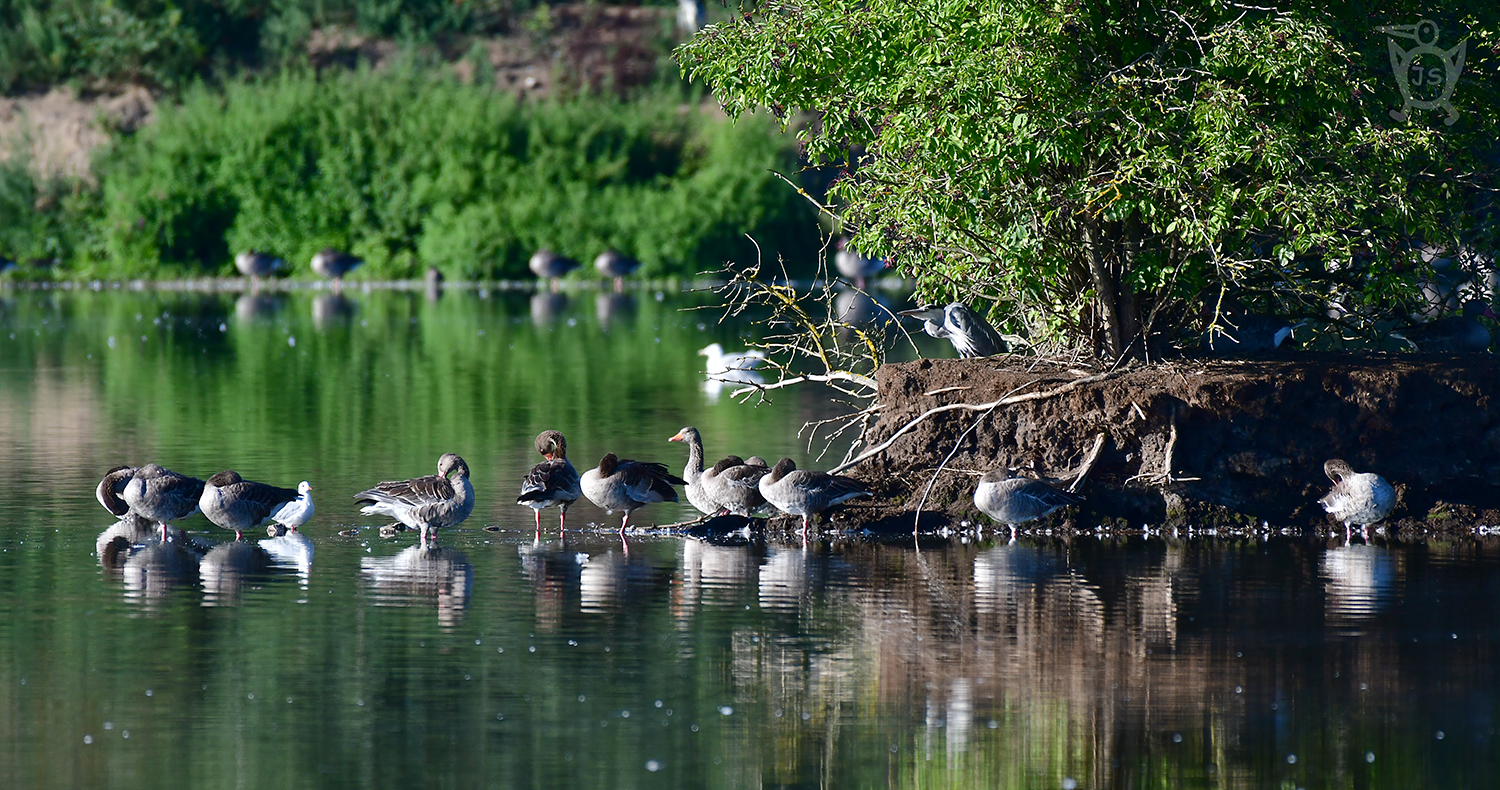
left=594, top=292, right=635, bottom=328
left=122, top=540, right=204, bottom=603
left=199, top=540, right=273, bottom=605
left=424, top=266, right=444, bottom=303
left=972, top=541, right=1063, bottom=612
left=1322, top=541, right=1396, bottom=628
left=577, top=547, right=661, bottom=613
left=679, top=539, right=758, bottom=610
left=758, top=545, right=817, bottom=610
left=519, top=537, right=586, bottom=628
left=362, top=544, right=473, bottom=628
left=261, top=530, right=315, bottom=588
left=834, top=287, right=890, bottom=327
left=96, top=515, right=162, bottom=572
left=312, top=292, right=358, bottom=328
left=234, top=293, right=285, bottom=322
left=530, top=292, right=569, bottom=326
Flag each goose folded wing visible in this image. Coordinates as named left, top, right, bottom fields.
left=234, top=482, right=301, bottom=520
left=801, top=473, right=871, bottom=503
left=356, top=474, right=454, bottom=507
left=718, top=464, right=769, bottom=491
left=618, top=460, right=684, bottom=503
left=1015, top=481, right=1082, bottom=509
left=519, top=460, right=578, bottom=501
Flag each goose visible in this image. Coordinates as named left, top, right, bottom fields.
left=594, top=249, right=640, bottom=292
left=1391, top=301, right=1494, bottom=352
left=529, top=248, right=580, bottom=291
left=833, top=237, right=885, bottom=290
left=757, top=458, right=870, bottom=540
left=1319, top=459, right=1396, bottom=538
left=704, top=455, right=771, bottom=517
left=355, top=453, right=475, bottom=548
left=898, top=303, right=1007, bottom=358
left=1202, top=313, right=1305, bottom=354
left=310, top=248, right=363, bottom=284
left=699, top=343, right=767, bottom=379
left=235, top=250, right=284, bottom=283
left=580, top=453, right=686, bottom=534
left=271, top=482, right=315, bottom=533
left=114, top=464, right=207, bottom=540
left=667, top=426, right=722, bottom=515
left=973, top=470, right=1083, bottom=538
left=199, top=471, right=301, bottom=541
left=517, top=431, right=582, bottom=533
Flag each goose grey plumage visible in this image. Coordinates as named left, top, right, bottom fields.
left=757, top=458, right=870, bottom=539
left=1391, top=301, right=1494, bottom=352
left=594, top=249, right=640, bottom=292
left=579, top=453, right=686, bottom=534
left=355, top=453, right=475, bottom=548
left=235, top=250, right=284, bottom=282
left=199, top=471, right=301, bottom=541
left=530, top=248, right=580, bottom=290
left=668, top=426, right=720, bottom=516
left=310, top=248, right=363, bottom=284
left=833, top=237, right=885, bottom=289
left=705, top=455, right=771, bottom=516
left=1319, top=459, right=1396, bottom=537
left=898, top=302, right=1007, bottom=358
left=973, top=470, right=1083, bottom=538
left=517, top=431, right=582, bottom=533
left=112, top=464, right=206, bottom=540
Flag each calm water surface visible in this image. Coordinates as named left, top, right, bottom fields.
left=1, top=287, right=1498, bottom=788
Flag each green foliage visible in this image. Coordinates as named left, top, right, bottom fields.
left=0, top=155, right=97, bottom=270
left=83, top=68, right=817, bottom=279
left=678, top=0, right=1500, bottom=357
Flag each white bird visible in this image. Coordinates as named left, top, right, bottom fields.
left=272, top=481, right=315, bottom=532
left=1319, top=459, right=1396, bottom=539
left=677, top=0, right=705, bottom=34
left=699, top=343, right=766, bottom=377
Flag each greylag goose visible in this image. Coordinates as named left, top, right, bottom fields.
left=667, top=426, right=720, bottom=515
left=517, top=431, right=582, bottom=533
left=1391, top=301, right=1494, bottom=352
left=310, top=248, right=363, bottom=286
left=705, top=455, right=771, bottom=516
left=757, top=458, right=870, bottom=539
left=973, top=470, right=1083, bottom=538
left=235, top=250, right=284, bottom=283
left=580, top=453, right=686, bottom=533
left=529, top=248, right=580, bottom=291
left=425, top=266, right=444, bottom=302
left=898, top=303, right=1007, bottom=358
left=199, top=471, right=301, bottom=540
left=1319, top=459, right=1396, bottom=538
left=594, top=249, right=640, bottom=291
left=833, top=237, right=885, bottom=290
left=1202, top=314, right=1304, bottom=354
left=355, top=453, right=474, bottom=547
left=112, top=464, right=207, bottom=540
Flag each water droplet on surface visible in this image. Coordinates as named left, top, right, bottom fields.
left=1062, top=779, right=1078, bottom=790
left=103, top=722, right=113, bottom=730
left=1172, top=733, right=1182, bottom=743
left=528, top=645, right=536, bottom=653
left=83, top=735, right=92, bottom=744
left=578, top=695, right=586, bottom=702
left=145, top=689, right=153, bottom=697
left=1436, top=730, right=1445, bottom=740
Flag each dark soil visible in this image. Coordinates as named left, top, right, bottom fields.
left=844, top=353, right=1500, bottom=535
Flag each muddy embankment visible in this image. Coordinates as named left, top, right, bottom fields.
left=844, top=354, right=1500, bottom=535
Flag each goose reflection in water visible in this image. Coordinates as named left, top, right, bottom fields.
left=594, top=292, right=635, bottom=329
left=676, top=539, right=759, bottom=612
left=261, top=530, right=315, bottom=589
left=311, top=292, right=358, bottom=328
left=234, top=293, right=285, bottom=322
left=1322, top=541, right=1396, bottom=629
left=199, top=540, right=274, bottom=605
left=96, top=519, right=210, bottom=605
left=530, top=291, right=568, bottom=326
left=361, top=544, right=473, bottom=628
left=577, top=547, right=664, bottom=614
left=519, top=537, right=586, bottom=628
left=758, top=545, right=821, bottom=611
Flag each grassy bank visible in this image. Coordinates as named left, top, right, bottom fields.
left=1, top=68, right=820, bottom=280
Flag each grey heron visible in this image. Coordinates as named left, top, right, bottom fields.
left=898, top=302, right=1007, bottom=358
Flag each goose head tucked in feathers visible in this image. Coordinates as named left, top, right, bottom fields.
left=438, top=453, right=470, bottom=480
left=207, top=470, right=245, bottom=487
left=767, top=458, right=796, bottom=482
left=598, top=453, right=620, bottom=477
left=711, top=456, right=746, bottom=475
left=535, top=430, right=568, bottom=460
left=97, top=465, right=138, bottom=516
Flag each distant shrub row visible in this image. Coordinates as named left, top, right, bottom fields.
left=7, top=69, right=819, bottom=280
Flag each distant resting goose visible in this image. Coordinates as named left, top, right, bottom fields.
left=594, top=249, right=640, bottom=292
left=517, top=431, right=582, bottom=533
left=1319, top=459, right=1396, bottom=538
left=833, top=237, right=886, bottom=290
left=355, top=453, right=475, bottom=548
left=757, top=458, right=870, bottom=540
left=310, top=248, right=363, bottom=286
left=199, top=471, right=301, bottom=541
left=1391, top=301, right=1494, bottom=352
left=973, top=470, right=1083, bottom=538
left=235, top=250, right=284, bottom=283
left=111, top=464, right=207, bottom=540
left=530, top=248, right=580, bottom=291
left=580, top=453, right=686, bottom=534
left=898, top=303, right=1007, bottom=358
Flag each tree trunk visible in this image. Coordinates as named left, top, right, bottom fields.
left=1081, top=217, right=1125, bottom=358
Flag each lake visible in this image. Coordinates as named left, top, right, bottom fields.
left=1, top=284, right=1497, bottom=788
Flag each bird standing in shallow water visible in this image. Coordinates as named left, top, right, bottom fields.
left=310, top=248, right=363, bottom=289
left=517, top=431, right=582, bottom=535
left=105, top=464, right=205, bottom=541
left=236, top=250, right=284, bottom=287
left=757, top=458, right=870, bottom=542
left=530, top=249, right=579, bottom=291
left=199, top=471, right=301, bottom=541
left=580, top=453, right=685, bottom=534
left=668, top=426, right=769, bottom=517
left=898, top=303, right=1007, bottom=358
left=594, top=249, right=640, bottom=292
left=272, top=482, right=315, bottom=533
left=973, top=470, right=1083, bottom=540
left=355, top=453, right=475, bottom=548
left=1319, top=459, right=1395, bottom=540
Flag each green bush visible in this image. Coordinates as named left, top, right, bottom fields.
left=84, top=68, right=818, bottom=279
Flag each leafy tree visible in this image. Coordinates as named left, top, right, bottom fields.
left=678, top=0, right=1500, bottom=358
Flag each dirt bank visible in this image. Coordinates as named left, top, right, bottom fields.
left=848, top=354, right=1500, bottom=533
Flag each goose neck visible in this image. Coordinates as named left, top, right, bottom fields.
left=684, top=435, right=704, bottom=483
